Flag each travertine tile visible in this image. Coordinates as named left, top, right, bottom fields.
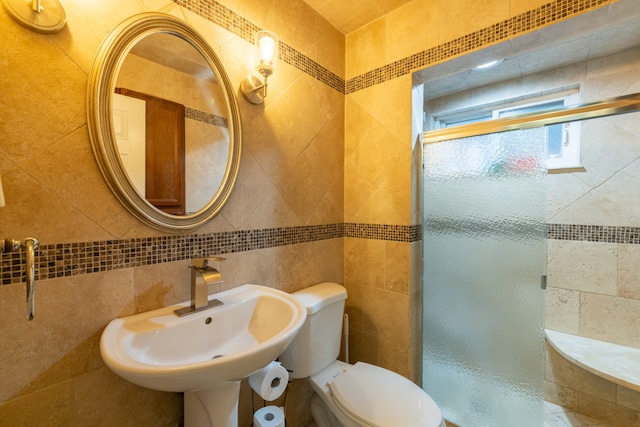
left=315, top=14, right=345, bottom=79
left=510, top=0, right=554, bottom=17
left=362, top=286, right=410, bottom=347
left=73, top=367, right=181, bottom=426
left=214, top=0, right=275, bottom=32
left=349, top=75, right=413, bottom=137
left=277, top=103, right=344, bottom=223
left=619, top=244, right=640, bottom=300
left=345, top=18, right=387, bottom=79
left=0, top=270, right=134, bottom=402
left=546, top=343, right=617, bottom=403
left=386, top=0, right=439, bottom=65
left=19, top=127, right=140, bottom=239
left=274, top=239, right=344, bottom=293
left=48, top=1, right=145, bottom=75
left=274, top=0, right=316, bottom=61
left=0, top=377, right=74, bottom=426
left=343, top=281, right=364, bottom=331
left=376, top=337, right=410, bottom=378
left=243, top=75, right=328, bottom=182
left=0, top=12, right=87, bottom=164
left=438, top=0, right=509, bottom=44
left=347, top=327, right=379, bottom=366
left=580, top=293, right=640, bottom=347
left=344, top=237, right=385, bottom=289
left=384, top=241, right=411, bottom=294
left=578, top=392, right=640, bottom=427
left=545, top=286, right=580, bottom=334
left=547, top=240, right=618, bottom=295
left=544, top=380, right=579, bottom=412
left=133, top=260, right=192, bottom=312
left=618, top=386, right=640, bottom=412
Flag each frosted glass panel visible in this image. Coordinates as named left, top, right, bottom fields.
left=422, top=127, right=547, bottom=427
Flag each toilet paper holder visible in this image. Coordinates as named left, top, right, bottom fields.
left=249, top=361, right=289, bottom=401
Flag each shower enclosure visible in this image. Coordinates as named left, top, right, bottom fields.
left=422, top=127, right=547, bottom=426
left=420, top=94, right=640, bottom=427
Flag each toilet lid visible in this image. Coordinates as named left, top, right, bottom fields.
left=328, top=362, right=443, bottom=427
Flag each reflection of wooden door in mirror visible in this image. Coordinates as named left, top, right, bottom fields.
left=116, top=88, right=186, bottom=215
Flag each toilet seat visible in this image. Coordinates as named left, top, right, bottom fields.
left=327, top=362, right=443, bottom=427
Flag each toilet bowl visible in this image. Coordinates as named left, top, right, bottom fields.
left=279, top=282, right=445, bottom=427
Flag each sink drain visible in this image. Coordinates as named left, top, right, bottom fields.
left=212, top=354, right=224, bottom=359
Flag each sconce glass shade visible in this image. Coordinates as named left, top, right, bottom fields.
left=241, top=30, right=279, bottom=104
left=255, top=30, right=278, bottom=77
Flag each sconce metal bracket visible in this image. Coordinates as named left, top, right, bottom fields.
left=2, top=0, right=66, bottom=34
left=240, top=75, right=266, bottom=105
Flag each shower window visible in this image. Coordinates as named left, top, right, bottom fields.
left=429, top=89, right=582, bottom=170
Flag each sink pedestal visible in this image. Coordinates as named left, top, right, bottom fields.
left=185, top=381, right=241, bottom=427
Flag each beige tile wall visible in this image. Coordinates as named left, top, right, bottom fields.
left=343, top=0, right=616, bottom=389
left=0, top=0, right=343, bottom=425
left=0, top=0, right=623, bottom=425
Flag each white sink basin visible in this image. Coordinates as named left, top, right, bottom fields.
left=100, top=284, right=306, bottom=394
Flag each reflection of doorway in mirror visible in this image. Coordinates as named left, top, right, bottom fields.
left=114, top=32, right=231, bottom=215
left=113, top=93, right=146, bottom=194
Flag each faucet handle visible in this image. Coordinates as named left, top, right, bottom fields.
left=191, top=257, right=226, bottom=268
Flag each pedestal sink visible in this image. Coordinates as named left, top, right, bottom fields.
left=100, top=284, right=307, bottom=427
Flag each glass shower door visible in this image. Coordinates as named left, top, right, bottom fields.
left=422, top=127, right=547, bottom=426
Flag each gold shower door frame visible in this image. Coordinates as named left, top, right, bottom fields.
left=423, top=92, right=640, bottom=145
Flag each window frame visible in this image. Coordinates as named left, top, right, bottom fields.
left=429, top=89, right=582, bottom=170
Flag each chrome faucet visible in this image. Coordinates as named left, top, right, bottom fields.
left=174, top=257, right=225, bottom=317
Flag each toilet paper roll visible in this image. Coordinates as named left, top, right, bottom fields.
left=253, top=405, right=285, bottom=427
left=249, top=361, right=288, bottom=401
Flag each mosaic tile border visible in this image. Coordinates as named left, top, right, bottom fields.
left=546, top=224, right=640, bottom=244
left=0, top=223, right=414, bottom=285
left=2, top=222, right=637, bottom=284
left=172, top=0, right=345, bottom=93
left=344, top=223, right=421, bottom=242
left=174, top=0, right=609, bottom=96
left=185, top=107, right=228, bottom=128
left=345, top=0, right=609, bottom=93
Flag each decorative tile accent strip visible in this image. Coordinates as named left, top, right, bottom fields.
left=424, top=221, right=640, bottom=244
left=547, top=224, right=640, bottom=244
left=345, top=0, right=610, bottom=93
left=185, top=107, right=228, bottom=128
left=172, top=0, right=345, bottom=93
left=173, top=0, right=607, bottom=96
left=279, top=42, right=345, bottom=93
left=0, top=223, right=420, bottom=285
left=2, top=222, right=636, bottom=284
left=344, top=223, right=420, bottom=242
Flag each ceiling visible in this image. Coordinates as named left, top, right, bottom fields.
left=302, top=0, right=412, bottom=34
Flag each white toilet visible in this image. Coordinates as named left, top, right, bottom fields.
left=279, top=282, right=446, bottom=427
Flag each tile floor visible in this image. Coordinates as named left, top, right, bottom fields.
left=544, top=402, right=614, bottom=427
left=444, top=402, right=615, bottom=427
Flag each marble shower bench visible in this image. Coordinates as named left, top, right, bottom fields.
left=545, top=329, right=640, bottom=392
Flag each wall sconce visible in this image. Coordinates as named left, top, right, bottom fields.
left=1, top=0, right=66, bottom=34
left=240, top=30, right=279, bottom=105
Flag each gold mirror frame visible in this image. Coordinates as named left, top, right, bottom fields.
left=87, top=13, right=241, bottom=232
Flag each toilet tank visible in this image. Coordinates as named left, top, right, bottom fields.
left=279, top=282, right=347, bottom=379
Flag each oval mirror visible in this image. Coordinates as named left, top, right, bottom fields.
left=87, top=13, right=241, bottom=232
